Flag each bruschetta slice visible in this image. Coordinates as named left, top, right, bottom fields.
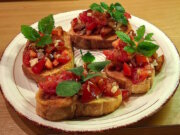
left=69, top=2, right=133, bottom=49
left=104, top=26, right=164, bottom=94
left=21, top=15, right=74, bottom=82
left=36, top=71, right=123, bottom=121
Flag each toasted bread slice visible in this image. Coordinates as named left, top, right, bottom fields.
left=36, top=89, right=77, bottom=121
left=69, top=23, right=132, bottom=49
left=22, top=32, right=74, bottom=82
left=36, top=90, right=122, bottom=121
left=75, top=95, right=122, bottom=117
left=105, top=64, right=155, bottom=94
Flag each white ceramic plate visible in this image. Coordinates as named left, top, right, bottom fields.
left=0, top=10, right=180, bottom=132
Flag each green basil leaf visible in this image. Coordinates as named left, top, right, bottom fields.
left=114, top=3, right=125, bottom=12
left=88, top=60, right=110, bottom=72
left=69, top=66, right=84, bottom=76
left=116, top=31, right=131, bottom=43
left=56, top=81, right=81, bottom=97
left=100, top=2, right=109, bottom=10
left=83, top=73, right=101, bottom=82
left=134, top=25, right=145, bottom=42
left=137, top=41, right=159, bottom=57
left=90, top=3, right=104, bottom=13
left=21, top=25, right=40, bottom=41
left=145, top=33, right=154, bottom=41
left=109, top=3, right=115, bottom=11
left=124, top=46, right=136, bottom=53
left=36, top=35, right=52, bottom=47
left=82, top=51, right=95, bottom=63
left=112, top=11, right=128, bottom=25
left=38, top=14, right=54, bottom=35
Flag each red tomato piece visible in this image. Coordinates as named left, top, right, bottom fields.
left=52, top=29, right=63, bottom=37
left=32, top=59, right=45, bottom=74
left=58, top=55, right=70, bottom=64
left=123, top=63, right=132, bottom=76
left=45, top=44, right=55, bottom=54
left=23, top=51, right=30, bottom=67
left=131, top=68, right=149, bottom=84
left=71, top=18, right=78, bottom=27
left=81, top=81, right=101, bottom=103
left=103, top=50, right=114, bottom=60
left=121, top=89, right=131, bottom=100
left=39, top=80, right=58, bottom=94
left=135, top=54, right=148, bottom=66
left=124, top=12, right=131, bottom=19
left=86, top=22, right=96, bottom=31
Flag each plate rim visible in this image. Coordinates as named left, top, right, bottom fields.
left=0, top=10, right=180, bottom=133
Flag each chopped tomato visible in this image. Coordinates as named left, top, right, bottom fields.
left=29, top=50, right=37, bottom=58
left=32, top=59, right=45, bottom=74
left=71, top=18, right=78, bottom=27
left=124, top=12, right=131, bottom=19
left=23, top=51, right=30, bottom=67
left=131, top=68, right=149, bottom=84
left=59, top=71, right=80, bottom=81
left=45, top=44, right=55, bottom=54
left=81, top=81, right=101, bottom=103
left=58, top=55, right=70, bottom=64
left=52, top=28, right=63, bottom=37
left=86, top=22, right=96, bottom=31
left=123, top=63, right=131, bottom=76
left=39, top=80, right=58, bottom=94
left=121, top=89, right=131, bottom=100
left=135, top=54, right=148, bottom=66
left=103, top=50, right=114, bottom=60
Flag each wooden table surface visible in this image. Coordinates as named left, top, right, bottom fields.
left=0, top=0, right=180, bottom=134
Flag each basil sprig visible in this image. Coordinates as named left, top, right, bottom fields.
left=116, top=25, right=159, bottom=57
left=56, top=60, right=110, bottom=97
left=90, top=2, right=128, bottom=25
left=80, top=50, right=95, bottom=63
left=21, top=14, right=54, bottom=47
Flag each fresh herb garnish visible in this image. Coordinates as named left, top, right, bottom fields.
left=134, top=25, right=145, bottom=42
left=90, top=2, right=128, bottom=25
left=36, top=35, right=52, bottom=47
left=21, top=14, right=55, bottom=47
left=83, top=73, right=101, bottom=82
left=69, top=66, right=84, bottom=76
left=21, top=25, right=40, bottom=41
left=38, top=14, right=54, bottom=35
left=116, top=25, right=159, bottom=57
left=87, top=61, right=110, bottom=72
left=80, top=50, right=95, bottom=63
left=56, top=81, right=81, bottom=97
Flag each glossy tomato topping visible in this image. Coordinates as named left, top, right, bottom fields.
left=23, top=50, right=30, bottom=67
left=39, top=71, right=79, bottom=94
left=32, top=58, right=46, bottom=74
left=123, top=63, right=132, bottom=76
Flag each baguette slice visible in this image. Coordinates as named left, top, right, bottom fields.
left=36, top=89, right=77, bottom=121
left=69, top=23, right=132, bottom=49
left=105, top=64, right=155, bottom=94
left=36, top=90, right=122, bottom=121
left=22, top=31, right=74, bottom=82
left=75, top=95, right=122, bottom=117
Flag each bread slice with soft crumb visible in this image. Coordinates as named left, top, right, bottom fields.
left=36, top=90, right=122, bottom=121
left=105, top=64, right=155, bottom=94
left=22, top=31, right=74, bottom=82
left=36, top=89, right=77, bottom=121
left=75, top=95, right=122, bottom=117
left=69, top=23, right=133, bottom=49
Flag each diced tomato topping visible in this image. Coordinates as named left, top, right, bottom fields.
left=71, top=18, right=78, bottom=27
left=86, top=22, right=96, bottom=31
left=45, top=44, right=55, bottom=54
left=58, top=55, right=70, bottom=64
left=81, top=81, right=101, bottom=103
left=131, top=68, right=149, bottom=84
left=103, top=50, right=114, bottom=60
left=121, top=89, right=131, bottom=100
left=112, top=39, right=127, bottom=49
left=135, top=54, right=148, bottom=66
left=29, top=50, right=37, bottom=58
left=52, top=28, right=63, bottom=37
left=123, top=63, right=132, bottom=76
left=39, top=71, right=79, bottom=94
left=124, top=12, right=131, bottom=19
left=32, top=59, right=45, bottom=74
left=23, top=51, right=30, bottom=67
